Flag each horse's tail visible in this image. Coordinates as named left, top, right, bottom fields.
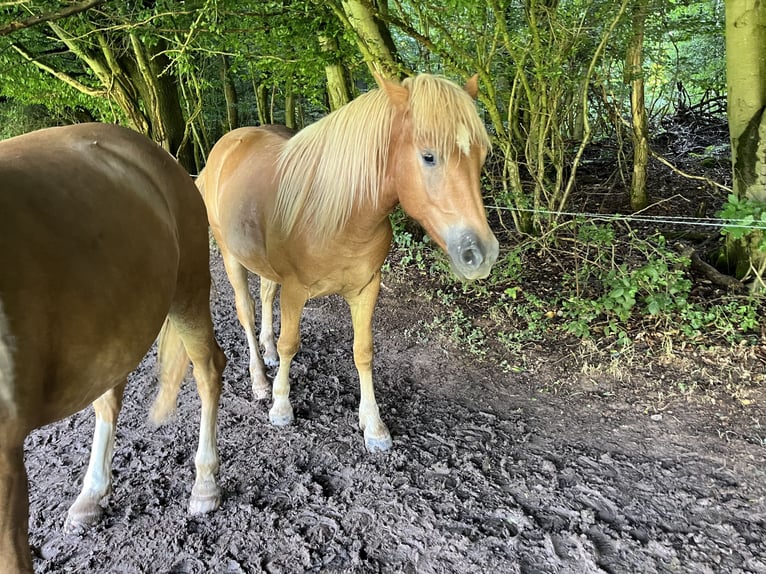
left=150, top=317, right=189, bottom=425
left=0, top=300, right=16, bottom=418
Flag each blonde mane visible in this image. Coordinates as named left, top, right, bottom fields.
left=273, top=73, right=491, bottom=241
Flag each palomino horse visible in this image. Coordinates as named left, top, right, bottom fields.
left=198, top=73, right=498, bottom=452
left=0, top=123, right=226, bottom=573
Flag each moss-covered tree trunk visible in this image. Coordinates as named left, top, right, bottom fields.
left=253, top=79, right=269, bottom=125
left=724, top=0, right=766, bottom=289
left=335, top=0, right=402, bottom=79
left=284, top=77, right=296, bottom=129
left=125, top=34, right=194, bottom=171
left=319, top=34, right=351, bottom=110
left=46, top=23, right=194, bottom=171
left=626, top=0, right=649, bottom=211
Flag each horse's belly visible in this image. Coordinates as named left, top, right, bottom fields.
left=2, top=209, right=179, bottom=429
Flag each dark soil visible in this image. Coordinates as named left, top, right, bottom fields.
left=26, top=137, right=766, bottom=573
left=25, top=249, right=766, bottom=574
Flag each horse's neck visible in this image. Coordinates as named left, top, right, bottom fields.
left=344, top=196, right=396, bottom=244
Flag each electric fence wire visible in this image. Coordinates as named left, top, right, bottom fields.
left=486, top=206, right=766, bottom=231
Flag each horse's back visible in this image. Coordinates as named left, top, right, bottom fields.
left=0, top=123, right=208, bottom=428
left=200, top=125, right=290, bottom=209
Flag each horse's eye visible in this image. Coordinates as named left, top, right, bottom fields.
left=421, top=151, right=436, bottom=166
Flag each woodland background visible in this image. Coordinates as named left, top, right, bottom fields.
left=1, top=0, right=763, bottom=357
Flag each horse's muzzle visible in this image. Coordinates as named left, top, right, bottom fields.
left=446, top=229, right=499, bottom=281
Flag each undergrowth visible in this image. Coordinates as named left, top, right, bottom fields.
left=383, top=210, right=763, bottom=361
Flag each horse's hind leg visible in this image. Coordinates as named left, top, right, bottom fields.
left=65, top=382, right=126, bottom=532
left=344, top=273, right=392, bottom=452
left=168, top=306, right=226, bottom=515
left=221, top=251, right=270, bottom=399
left=259, top=278, right=279, bottom=367
left=269, top=284, right=307, bottom=426
left=0, top=433, right=33, bottom=573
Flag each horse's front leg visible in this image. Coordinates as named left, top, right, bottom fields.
left=269, top=285, right=306, bottom=426
left=345, top=273, right=392, bottom=452
left=65, top=381, right=126, bottom=531
left=0, top=435, right=33, bottom=573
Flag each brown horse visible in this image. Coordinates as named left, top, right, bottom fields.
left=198, top=73, right=498, bottom=452
left=0, top=123, right=226, bottom=573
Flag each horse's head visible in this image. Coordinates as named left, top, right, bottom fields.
left=379, top=73, right=499, bottom=281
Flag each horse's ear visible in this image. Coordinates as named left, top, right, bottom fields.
left=375, top=73, right=409, bottom=108
left=464, top=74, right=480, bottom=99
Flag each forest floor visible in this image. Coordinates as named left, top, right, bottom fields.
left=25, top=124, right=766, bottom=573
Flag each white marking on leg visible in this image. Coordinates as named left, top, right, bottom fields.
left=269, top=361, right=294, bottom=425
left=82, top=417, right=114, bottom=496
left=244, top=325, right=270, bottom=399
left=0, top=300, right=16, bottom=418
left=358, top=371, right=391, bottom=452
left=66, top=417, right=114, bottom=529
left=190, top=397, right=220, bottom=514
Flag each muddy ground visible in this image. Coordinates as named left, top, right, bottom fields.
left=23, top=237, right=766, bottom=573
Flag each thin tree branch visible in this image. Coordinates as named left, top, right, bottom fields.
left=650, top=149, right=732, bottom=193
left=11, top=42, right=105, bottom=97
left=0, top=0, right=106, bottom=37
left=557, top=0, right=630, bottom=214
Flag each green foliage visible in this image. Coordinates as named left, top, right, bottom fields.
left=1, top=1, right=749, bottom=360
left=385, top=219, right=762, bottom=358
left=657, top=0, right=726, bottom=99
left=0, top=99, right=72, bottom=140
left=717, top=194, right=766, bottom=251
left=384, top=208, right=429, bottom=274
left=559, top=229, right=694, bottom=343
left=0, top=0, right=727, bottom=162
left=678, top=297, right=760, bottom=341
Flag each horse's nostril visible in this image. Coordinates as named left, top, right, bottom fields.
left=448, top=231, right=493, bottom=279
left=462, top=247, right=480, bottom=267
left=456, top=234, right=485, bottom=269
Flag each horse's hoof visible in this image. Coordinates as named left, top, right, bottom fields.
left=189, top=493, right=220, bottom=515
left=364, top=432, right=393, bottom=453
left=64, top=517, right=89, bottom=535
left=189, top=482, right=221, bottom=515
left=64, top=503, right=103, bottom=534
left=269, top=403, right=294, bottom=426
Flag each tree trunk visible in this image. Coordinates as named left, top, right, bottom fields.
left=46, top=23, right=194, bottom=171
left=126, top=34, right=194, bottom=171
left=724, top=0, right=766, bottom=289
left=626, top=0, right=649, bottom=211
left=48, top=24, right=149, bottom=133
left=221, top=55, right=239, bottom=132
left=337, top=0, right=402, bottom=79
left=319, top=34, right=351, bottom=110
left=284, top=77, right=296, bottom=129
left=253, top=79, right=269, bottom=125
